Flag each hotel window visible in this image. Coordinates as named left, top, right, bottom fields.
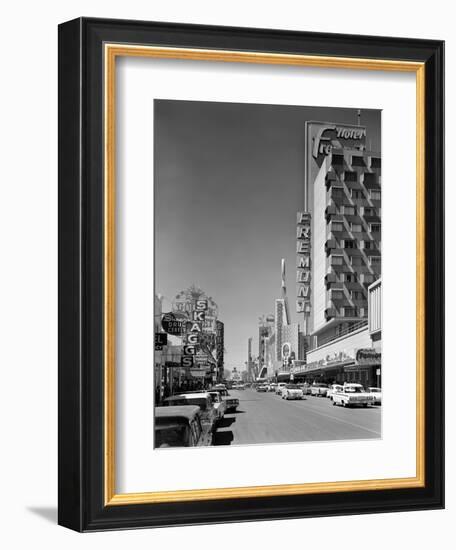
left=331, top=290, right=344, bottom=300
left=331, top=222, right=344, bottom=232
left=363, top=207, right=375, bottom=216
left=345, top=171, right=357, bottom=182
left=350, top=223, right=362, bottom=232
left=342, top=205, right=355, bottom=215
left=363, top=240, right=372, bottom=249
left=343, top=239, right=356, bottom=249
left=370, top=223, right=381, bottom=233
left=351, top=290, right=364, bottom=300
left=370, top=256, right=381, bottom=267
left=332, top=188, right=344, bottom=198
left=361, top=273, right=374, bottom=284
left=344, top=307, right=358, bottom=317
left=344, top=273, right=357, bottom=283
left=351, top=156, right=365, bottom=167
left=331, top=255, right=344, bottom=266
left=350, top=256, right=364, bottom=266
left=370, top=189, right=381, bottom=200
left=371, top=157, right=381, bottom=168
left=351, top=189, right=364, bottom=199
left=332, top=154, right=344, bottom=165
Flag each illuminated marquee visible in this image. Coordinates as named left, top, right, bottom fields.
left=296, top=211, right=311, bottom=314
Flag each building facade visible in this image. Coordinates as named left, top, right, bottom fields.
left=303, top=121, right=381, bottom=343
left=293, top=120, right=382, bottom=387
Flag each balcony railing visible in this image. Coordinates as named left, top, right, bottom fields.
left=317, top=320, right=368, bottom=347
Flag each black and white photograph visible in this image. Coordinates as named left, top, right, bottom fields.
left=154, top=100, right=382, bottom=448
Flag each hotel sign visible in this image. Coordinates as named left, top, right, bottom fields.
left=296, top=211, right=311, bottom=314
left=312, top=124, right=367, bottom=159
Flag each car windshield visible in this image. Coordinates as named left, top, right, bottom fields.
left=345, top=386, right=364, bottom=393
left=172, top=397, right=209, bottom=410
left=370, top=388, right=381, bottom=393
left=208, top=393, right=221, bottom=402
left=155, top=426, right=188, bottom=447
left=286, top=384, right=299, bottom=389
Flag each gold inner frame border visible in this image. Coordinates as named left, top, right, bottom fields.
left=103, top=44, right=426, bottom=506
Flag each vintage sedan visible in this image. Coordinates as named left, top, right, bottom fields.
left=332, top=383, right=376, bottom=407
left=310, top=383, right=329, bottom=397
left=155, top=405, right=212, bottom=448
left=212, top=388, right=240, bottom=412
left=297, top=383, right=312, bottom=395
left=207, top=391, right=227, bottom=422
left=275, top=382, right=287, bottom=395
left=367, top=387, right=382, bottom=405
left=163, top=392, right=218, bottom=432
left=327, top=384, right=344, bottom=400
left=256, top=384, right=269, bottom=393
left=281, top=384, right=304, bottom=400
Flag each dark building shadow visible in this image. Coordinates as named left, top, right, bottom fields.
left=213, top=430, right=234, bottom=446
left=27, top=506, right=58, bottom=524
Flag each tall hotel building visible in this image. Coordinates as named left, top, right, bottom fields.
left=295, top=120, right=382, bottom=387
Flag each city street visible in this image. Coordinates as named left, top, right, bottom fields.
left=214, top=388, right=381, bottom=445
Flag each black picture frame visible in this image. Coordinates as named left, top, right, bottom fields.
left=58, top=17, right=444, bottom=532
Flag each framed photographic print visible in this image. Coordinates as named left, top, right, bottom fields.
left=58, top=17, right=444, bottom=531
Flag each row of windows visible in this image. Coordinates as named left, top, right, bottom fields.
left=341, top=238, right=379, bottom=249
left=331, top=255, right=381, bottom=267
left=331, top=290, right=365, bottom=300
left=331, top=222, right=381, bottom=234
left=328, top=272, right=375, bottom=284
left=327, top=306, right=368, bottom=318
left=328, top=205, right=380, bottom=217
left=343, top=307, right=367, bottom=318
left=332, top=188, right=381, bottom=200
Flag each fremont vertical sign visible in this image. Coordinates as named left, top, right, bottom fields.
left=296, top=211, right=311, bottom=315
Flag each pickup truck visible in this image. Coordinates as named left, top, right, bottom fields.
left=332, top=383, right=376, bottom=407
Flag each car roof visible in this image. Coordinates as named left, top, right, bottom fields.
left=165, top=393, right=209, bottom=400
left=155, top=405, right=200, bottom=421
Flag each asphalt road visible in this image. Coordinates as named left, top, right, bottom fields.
left=214, top=388, right=381, bottom=446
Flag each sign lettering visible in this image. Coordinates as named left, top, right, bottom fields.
left=296, top=211, right=311, bottom=314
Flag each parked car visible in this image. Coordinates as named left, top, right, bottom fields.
left=367, top=387, right=382, bottom=405
left=297, top=383, right=312, bottom=395
left=212, top=388, right=240, bottom=412
left=163, top=392, right=218, bottom=432
left=207, top=391, right=227, bottom=421
left=268, top=383, right=278, bottom=393
left=280, top=384, right=304, bottom=400
left=154, top=405, right=212, bottom=447
left=256, top=384, right=268, bottom=393
left=327, top=384, right=344, bottom=400
left=332, top=383, right=376, bottom=407
left=310, top=383, right=329, bottom=397
left=275, top=382, right=287, bottom=395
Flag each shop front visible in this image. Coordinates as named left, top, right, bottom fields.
left=292, top=348, right=381, bottom=387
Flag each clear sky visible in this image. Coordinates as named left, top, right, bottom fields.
left=155, top=100, right=381, bottom=371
